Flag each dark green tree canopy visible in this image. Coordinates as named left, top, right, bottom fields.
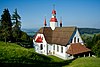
left=12, top=9, right=21, bottom=30
left=0, top=8, right=12, bottom=42
left=12, top=9, right=22, bottom=42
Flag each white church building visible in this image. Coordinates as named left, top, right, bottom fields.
left=33, top=8, right=91, bottom=60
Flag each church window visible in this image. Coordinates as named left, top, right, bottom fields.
left=57, top=45, right=59, bottom=52
left=53, top=45, right=55, bottom=50
left=40, top=44, right=43, bottom=50
left=78, top=38, right=79, bottom=42
left=74, top=37, right=76, bottom=43
left=61, top=46, right=63, bottom=53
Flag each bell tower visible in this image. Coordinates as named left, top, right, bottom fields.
left=50, top=5, right=58, bottom=30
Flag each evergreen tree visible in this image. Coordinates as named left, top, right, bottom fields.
left=1, top=9, right=12, bottom=43
left=12, top=9, right=21, bottom=41
left=0, top=20, right=2, bottom=40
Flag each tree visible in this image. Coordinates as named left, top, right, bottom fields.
left=0, top=8, right=12, bottom=43
left=81, top=35, right=93, bottom=49
left=92, top=40, right=100, bottom=57
left=0, top=20, right=2, bottom=40
left=20, top=32, right=30, bottom=42
left=12, top=9, right=21, bottom=41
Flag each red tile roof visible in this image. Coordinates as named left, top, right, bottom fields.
left=66, top=43, right=91, bottom=55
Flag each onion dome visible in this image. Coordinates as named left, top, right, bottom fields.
left=50, top=18, right=57, bottom=22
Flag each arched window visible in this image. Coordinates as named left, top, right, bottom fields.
left=74, top=37, right=76, bottom=43
left=40, top=44, right=43, bottom=50
left=53, top=45, right=55, bottom=50
left=61, top=46, right=63, bottom=53
left=78, top=38, right=79, bottom=42
left=57, top=45, right=59, bottom=52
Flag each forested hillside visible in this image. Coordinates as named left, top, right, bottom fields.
left=79, top=28, right=100, bottom=34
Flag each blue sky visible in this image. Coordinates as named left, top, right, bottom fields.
left=0, top=0, right=100, bottom=29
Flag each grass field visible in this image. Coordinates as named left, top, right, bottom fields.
left=0, top=41, right=100, bottom=67
left=0, top=41, right=71, bottom=67
left=63, top=57, right=100, bottom=67
left=0, top=41, right=52, bottom=64
left=48, top=55, right=64, bottom=62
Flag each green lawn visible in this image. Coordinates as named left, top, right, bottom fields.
left=0, top=41, right=100, bottom=67
left=48, top=55, right=64, bottom=62
left=63, top=57, right=100, bottom=67
left=0, top=41, right=70, bottom=67
left=0, top=41, right=52, bottom=64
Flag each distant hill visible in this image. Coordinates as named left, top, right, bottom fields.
left=22, top=28, right=100, bottom=36
left=21, top=28, right=38, bottom=33
left=78, top=28, right=100, bottom=34
left=21, top=28, right=39, bottom=36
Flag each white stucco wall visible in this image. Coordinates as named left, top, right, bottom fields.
left=50, top=22, right=57, bottom=30
left=33, top=34, right=48, bottom=55
left=72, top=29, right=84, bottom=45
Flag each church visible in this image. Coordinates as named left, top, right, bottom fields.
left=33, top=8, right=91, bottom=60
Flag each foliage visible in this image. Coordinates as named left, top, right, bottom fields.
left=0, top=8, right=32, bottom=48
left=12, top=9, right=21, bottom=42
left=81, top=34, right=94, bottom=49
left=0, top=9, right=12, bottom=42
left=63, top=57, right=100, bottom=67
left=79, top=28, right=100, bottom=34
left=82, top=33, right=100, bottom=57
left=91, top=34, right=100, bottom=57
left=92, top=40, right=100, bottom=57
left=0, top=41, right=51, bottom=64
left=20, top=31, right=30, bottom=42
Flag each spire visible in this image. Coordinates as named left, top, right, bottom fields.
left=53, top=4, right=55, bottom=10
left=52, top=4, right=56, bottom=14
left=50, top=5, right=58, bottom=30
left=60, top=17, right=62, bottom=27
left=44, top=17, right=47, bottom=27
left=50, top=5, right=57, bottom=22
